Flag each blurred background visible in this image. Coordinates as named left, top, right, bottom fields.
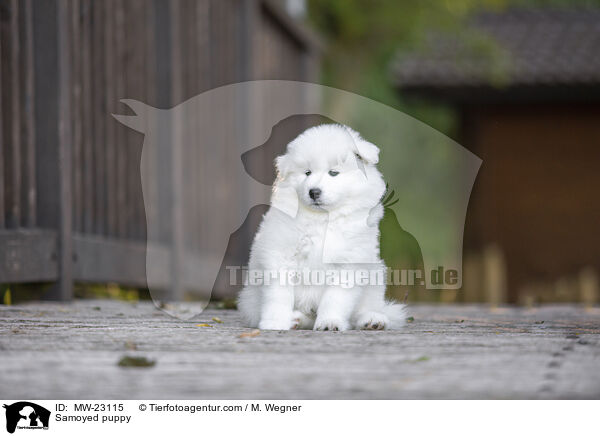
left=1, top=0, right=599, bottom=306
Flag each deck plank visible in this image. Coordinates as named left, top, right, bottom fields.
left=1, top=301, right=599, bottom=399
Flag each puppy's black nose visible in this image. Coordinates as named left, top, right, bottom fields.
left=309, top=188, right=321, bottom=200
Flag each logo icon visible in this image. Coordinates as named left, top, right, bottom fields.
left=3, top=402, right=50, bottom=434
left=113, top=80, right=481, bottom=319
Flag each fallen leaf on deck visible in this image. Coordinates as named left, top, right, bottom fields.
left=212, top=317, right=223, bottom=323
left=239, top=329, right=261, bottom=338
left=196, top=323, right=213, bottom=327
left=117, top=356, right=155, bottom=368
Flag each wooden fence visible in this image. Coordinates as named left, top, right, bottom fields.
left=0, top=0, right=320, bottom=300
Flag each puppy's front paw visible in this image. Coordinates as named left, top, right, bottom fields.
left=314, top=317, right=350, bottom=332
left=259, top=315, right=296, bottom=331
left=356, top=312, right=389, bottom=330
left=291, top=311, right=315, bottom=330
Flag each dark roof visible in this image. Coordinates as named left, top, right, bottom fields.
left=392, top=8, right=600, bottom=93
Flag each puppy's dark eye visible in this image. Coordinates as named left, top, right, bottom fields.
left=328, top=170, right=339, bottom=177
left=355, top=153, right=363, bottom=161
left=305, top=170, right=312, bottom=176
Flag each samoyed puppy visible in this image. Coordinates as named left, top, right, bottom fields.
left=237, top=124, right=406, bottom=331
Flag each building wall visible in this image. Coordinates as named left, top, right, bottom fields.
left=463, top=102, right=600, bottom=303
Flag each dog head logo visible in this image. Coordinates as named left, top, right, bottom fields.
left=113, top=80, right=481, bottom=318
left=3, top=402, right=50, bottom=434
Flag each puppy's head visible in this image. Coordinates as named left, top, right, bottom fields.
left=275, top=124, right=385, bottom=212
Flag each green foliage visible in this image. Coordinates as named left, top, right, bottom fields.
left=307, top=0, right=600, bottom=135
left=3, top=287, right=11, bottom=305
left=307, top=0, right=506, bottom=134
left=74, top=283, right=146, bottom=301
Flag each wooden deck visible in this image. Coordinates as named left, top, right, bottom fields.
left=1, top=300, right=599, bottom=399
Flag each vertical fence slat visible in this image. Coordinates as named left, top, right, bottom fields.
left=92, top=0, right=106, bottom=236
left=115, top=0, right=126, bottom=238
left=237, top=0, right=257, bottom=255
left=122, top=0, right=137, bottom=241
left=0, top=3, right=4, bottom=229
left=56, top=0, right=74, bottom=300
left=125, top=0, right=135, bottom=239
left=81, top=0, right=94, bottom=234
left=71, top=0, right=83, bottom=233
left=143, top=0, right=158, bottom=246
left=131, top=0, right=144, bottom=241
left=8, top=0, right=21, bottom=228
left=153, top=0, right=172, bottom=248
left=169, top=0, right=184, bottom=300
left=189, top=0, right=198, bottom=252
left=22, top=0, right=36, bottom=228
left=194, top=1, right=209, bottom=251
left=104, top=0, right=116, bottom=237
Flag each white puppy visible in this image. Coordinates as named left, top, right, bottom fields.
left=237, top=124, right=406, bottom=330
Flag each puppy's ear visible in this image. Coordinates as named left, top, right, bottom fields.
left=344, top=126, right=379, bottom=164
left=275, top=154, right=292, bottom=178
left=354, top=139, right=380, bottom=165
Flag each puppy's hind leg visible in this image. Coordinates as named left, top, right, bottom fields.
left=353, top=284, right=407, bottom=330
left=237, top=286, right=261, bottom=328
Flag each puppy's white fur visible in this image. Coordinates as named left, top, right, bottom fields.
left=238, top=124, right=406, bottom=330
